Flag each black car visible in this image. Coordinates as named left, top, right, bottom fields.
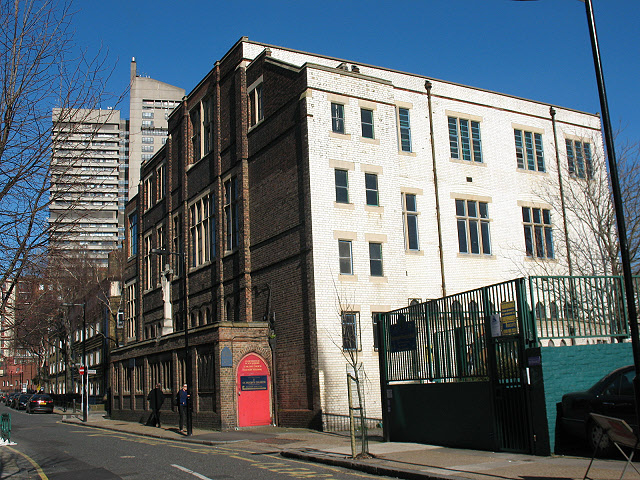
left=26, top=394, right=53, bottom=414
left=559, top=365, right=636, bottom=453
left=13, top=393, right=32, bottom=410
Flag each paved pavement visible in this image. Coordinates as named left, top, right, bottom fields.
left=57, top=410, right=637, bottom=480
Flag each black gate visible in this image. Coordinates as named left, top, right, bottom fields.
left=378, top=278, right=538, bottom=454
left=491, top=336, right=531, bottom=452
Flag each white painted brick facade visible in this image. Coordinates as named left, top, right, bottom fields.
left=244, top=40, right=605, bottom=420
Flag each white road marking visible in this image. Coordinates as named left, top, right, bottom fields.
left=172, top=464, right=213, bottom=480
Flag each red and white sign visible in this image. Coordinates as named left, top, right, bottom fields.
left=78, top=366, right=85, bottom=375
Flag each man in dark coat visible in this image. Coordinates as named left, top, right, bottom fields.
left=177, top=383, right=189, bottom=433
left=147, top=383, right=164, bottom=427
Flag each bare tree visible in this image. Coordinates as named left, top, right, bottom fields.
left=330, top=279, right=371, bottom=459
left=0, top=0, right=119, bottom=321
left=513, top=133, right=640, bottom=278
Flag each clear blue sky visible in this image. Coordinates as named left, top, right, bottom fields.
left=73, top=0, right=639, bottom=147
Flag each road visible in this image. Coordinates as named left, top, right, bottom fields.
left=0, top=405, right=381, bottom=480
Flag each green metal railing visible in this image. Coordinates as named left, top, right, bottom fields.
left=381, top=278, right=532, bottom=384
left=528, top=276, right=628, bottom=340
left=381, top=275, right=639, bottom=386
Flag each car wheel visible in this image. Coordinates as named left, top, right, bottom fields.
left=588, top=421, right=613, bottom=455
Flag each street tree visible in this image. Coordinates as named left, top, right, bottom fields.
left=0, top=0, right=119, bottom=323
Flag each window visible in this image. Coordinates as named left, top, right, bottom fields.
left=522, top=207, right=554, bottom=259
left=369, top=243, right=383, bottom=276
left=156, top=163, right=166, bottom=200
left=203, top=97, right=214, bottom=154
left=456, top=199, right=491, bottom=255
left=125, top=282, right=136, bottom=339
left=365, top=173, right=379, bottom=206
left=372, top=314, right=381, bottom=351
left=335, top=169, right=349, bottom=203
left=448, top=116, right=482, bottom=162
left=566, top=139, right=593, bottom=179
left=398, top=108, right=412, bottom=152
left=338, top=240, right=353, bottom=275
left=361, top=108, right=374, bottom=139
left=403, top=193, right=419, bottom=250
left=514, top=129, right=545, bottom=172
left=142, top=145, right=154, bottom=152
left=142, top=120, right=154, bottom=128
left=144, top=234, right=153, bottom=289
left=142, top=137, right=154, bottom=144
left=142, top=111, right=154, bottom=119
left=190, top=194, right=214, bottom=267
left=341, top=312, right=359, bottom=351
left=331, top=103, right=345, bottom=134
left=172, top=214, right=183, bottom=276
left=156, top=225, right=165, bottom=284
left=143, top=176, right=153, bottom=210
left=128, top=212, right=138, bottom=256
left=248, top=84, right=263, bottom=127
left=224, top=177, right=238, bottom=250
left=190, top=107, right=201, bottom=161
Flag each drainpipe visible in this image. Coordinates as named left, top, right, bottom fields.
left=550, top=107, right=573, bottom=276
left=425, top=81, right=446, bottom=297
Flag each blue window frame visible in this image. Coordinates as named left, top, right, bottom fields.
left=398, top=108, right=412, bottom=152
left=448, top=116, right=482, bottom=163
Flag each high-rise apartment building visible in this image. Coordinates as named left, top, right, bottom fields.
left=49, top=61, right=183, bottom=266
left=49, top=109, right=123, bottom=267
left=127, top=58, right=184, bottom=199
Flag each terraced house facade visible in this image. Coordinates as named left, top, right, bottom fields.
left=110, top=37, right=604, bottom=430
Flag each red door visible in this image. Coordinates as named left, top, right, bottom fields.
left=236, top=353, right=271, bottom=427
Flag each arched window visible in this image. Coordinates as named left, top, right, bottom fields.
left=535, top=301, right=546, bottom=320
left=549, top=302, right=558, bottom=319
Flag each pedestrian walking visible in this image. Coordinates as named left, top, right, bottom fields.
left=147, top=383, right=164, bottom=427
left=177, top=383, right=189, bottom=432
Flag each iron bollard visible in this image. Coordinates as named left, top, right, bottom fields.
left=1, top=413, right=11, bottom=443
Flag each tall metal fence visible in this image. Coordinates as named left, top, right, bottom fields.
left=381, top=278, right=531, bottom=384
left=381, top=275, right=636, bottom=386
left=528, top=276, right=628, bottom=340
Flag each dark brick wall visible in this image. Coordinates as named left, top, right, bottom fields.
left=115, top=39, right=321, bottom=429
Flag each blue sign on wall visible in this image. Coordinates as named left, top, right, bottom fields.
left=241, top=375, right=268, bottom=391
left=221, top=347, right=233, bottom=368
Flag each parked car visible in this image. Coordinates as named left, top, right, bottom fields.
left=5, top=393, right=18, bottom=406
left=14, top=393, right=32, bottom=410
left=26, top=394, right=53, bottom=414
left=559, top=365, right=636, bottom=454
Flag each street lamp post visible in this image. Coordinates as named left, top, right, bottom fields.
left=515, top=0, right=640, bottom=425
left=63, top=302, right=87, bottom=422
left=150, top=248, right=191, bottom=436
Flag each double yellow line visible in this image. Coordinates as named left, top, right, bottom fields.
left=5, top=445, right=48, bottom=479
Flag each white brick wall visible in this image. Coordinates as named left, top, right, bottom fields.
left=245, top=39, right=605, bottom=420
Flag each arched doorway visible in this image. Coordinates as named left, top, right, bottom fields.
left=236, top=353, right=271, bottom=427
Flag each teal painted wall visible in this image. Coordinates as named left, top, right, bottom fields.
left=540, top=342, right=633, bottom=452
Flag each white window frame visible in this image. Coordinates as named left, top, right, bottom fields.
left=248, top=80, right=263, bottom=127
left=456, top=199, right=492, bottom=255
left=402, top=193, right=419, bottom=251
left=338, top=239, right=353, bottom=275
left=189, top=193, right=213, bottom=268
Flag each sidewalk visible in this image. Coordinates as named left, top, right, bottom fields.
left=59, top=410, right=636, bottom=480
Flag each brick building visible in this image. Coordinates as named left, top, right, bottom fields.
left=111, top=37, right=604, bottom=429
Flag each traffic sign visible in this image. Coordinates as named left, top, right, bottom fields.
left=88, top=369, right=97, bottom=375
left=78, top=366, right=85, bottom=375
